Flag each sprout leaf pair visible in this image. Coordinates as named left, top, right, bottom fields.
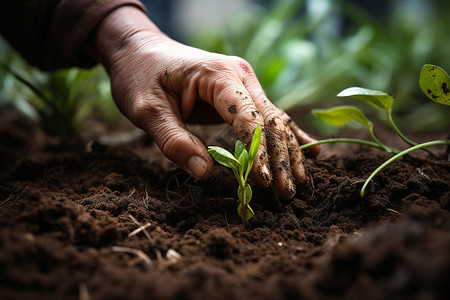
left=208, top=125, right=261, bottom=223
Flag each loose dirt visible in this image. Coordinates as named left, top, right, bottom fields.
left=0, top=111, right=449, bottom=300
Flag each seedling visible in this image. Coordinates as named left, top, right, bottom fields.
left=208, top=125, right=261, bottom=223
left=301, top=64, right=450, bottom=197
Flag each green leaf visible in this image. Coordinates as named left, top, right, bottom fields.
left=237, top=203, right=255, bottom=222
left=312, top=105, right=373, bottom=130
left=419, top=64, right=450, bottom=105
left=208, top=146, right=240, bottom=170
left=234, top=140, right=246, bottom=159
left=238, top=185, right=254, bottom=222
left=238, top=149, right=249, bottom=174
left=248, top=125, right=262, bottom=163
left=337, top=87, right=394, bottom=111
left=238, top=185, right=253, bottom=204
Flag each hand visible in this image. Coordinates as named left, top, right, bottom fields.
left=91, top=6, right=320, bottom=200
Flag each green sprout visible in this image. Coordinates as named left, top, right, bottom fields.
left=208, top=125, right=261, bottom=223
left=301, top=64, right=450, bottom=197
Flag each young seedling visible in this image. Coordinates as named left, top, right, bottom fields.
left=208, top=125, right=261, bottom=223
left=300, top=64, right=450, bottom=197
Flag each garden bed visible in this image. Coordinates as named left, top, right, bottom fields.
left=0, top=111, right=449, bottom=300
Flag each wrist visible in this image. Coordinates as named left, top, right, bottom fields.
left=89, top=5, right=166, bottom=69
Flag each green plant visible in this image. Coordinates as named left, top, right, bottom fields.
left=208, top=126, right=261, bottom=223
left=300, top=64, right=450, bottom=197
left=0, top=47, right=118, bottom=144
left=188, top=0, right=450, bottom=130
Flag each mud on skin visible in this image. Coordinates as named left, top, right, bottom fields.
left=227, top=104, right=237, bottom=114
left=1, top=112, right=449, bottom=300
left=265, top=127, right=295, bottom=200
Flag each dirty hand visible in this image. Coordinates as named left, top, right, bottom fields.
left=91, top=6, right=320, bottom=200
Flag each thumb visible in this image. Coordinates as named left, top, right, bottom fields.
left=138, top=107, right=214, bottom=180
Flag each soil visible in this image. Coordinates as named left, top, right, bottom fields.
left=1, top=109, right=449, bottom=300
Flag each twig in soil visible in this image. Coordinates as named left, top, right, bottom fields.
left=416, top=168, right=430, bottom=181
left=142, top=187, right=150, bottom=210
left=224, top=212, right=230, bottom=230
left=126, top=188, right=136, bottom=199
left=111, top=246, right=152, bottom=268
left=128, top=223, right=152, bottom=238
left=128, top=214, right=152, bottom=241
left=79, top=282, right=90, bottom=300
left=387, top=208, right=403, bottom=216
left=307, top=172, right=315, bottom=201
left=1, top=185, right=28, bottom=209
left=154, top=249, right=163, bottom=264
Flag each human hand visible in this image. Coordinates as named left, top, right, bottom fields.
left=91, top=6, right=320, bottom=200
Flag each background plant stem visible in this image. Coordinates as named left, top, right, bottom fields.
left=300, top=138, right=399, bottom=153
left=360, top=139, right=450, bottom=197
left=387, top=110, right=441, bottom=158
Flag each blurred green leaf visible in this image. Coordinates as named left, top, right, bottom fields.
left=312, top=105, right=372, bottom=130
left=337, top=87, right=394, bottom=111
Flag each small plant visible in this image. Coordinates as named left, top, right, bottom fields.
left=208, top=126, right=261, bottom=223
left=0, top=49, right=117, bottom=144
left=301, top=64, right=450, bottom=197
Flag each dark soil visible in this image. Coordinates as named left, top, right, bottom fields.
left=1, top=111, right=449, bottom=300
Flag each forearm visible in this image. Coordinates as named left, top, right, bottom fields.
left=89, top=5, right=167, bottom=71
left=0, top=0, right=146, bottom=70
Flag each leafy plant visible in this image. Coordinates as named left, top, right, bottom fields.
left=188, top=0, right=450, bottom=131
left=208, top=126, right=261, bottom=223
left=0, top=47, right=118, bottom=144
left=301, top=64, right=450, bottom=197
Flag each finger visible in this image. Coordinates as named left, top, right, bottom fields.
left=284, top=124, right=307, bottom=182
left=201, top=74, right=272, bottom=187
left=128, top=92, right=214, bottom=180
left=264, top=121, right=296, bottom=199
left=249, top=94, right=296, bottom=199
left=236, top=67, right=295, bottom=199
left=276, top=108, right=321, bottom=158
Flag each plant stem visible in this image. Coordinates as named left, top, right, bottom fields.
left=386, top=110, right=440, bottom=159
left=386, top=110, right=416, bottom=146
left=240, top=184, right=247, bottom=224
left=368, top=129, right=392, bottom=153
left=360, top=139, right=450, bottom=197
left=300, top=138, right=399, bottom=153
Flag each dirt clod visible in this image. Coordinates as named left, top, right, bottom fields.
left=1, top=114, right=449, bottom=300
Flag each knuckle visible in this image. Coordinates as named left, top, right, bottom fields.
left=233, top=103, right=263, bottom=128
left=158, top=127, right=185, bottom=159
left=229, top=56, right=254, bottom=74
left=129, top=100, right=159, bottom=124
left=264, top=115, right=286, bottom=135
left=195, top=58, right=234, bottom=76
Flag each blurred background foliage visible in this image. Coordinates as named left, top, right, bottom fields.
left=0, top=45, right=119, bottom=142
left=182, top=0, right=450, bottom=132
left=1, top=0, right=449, bottom=141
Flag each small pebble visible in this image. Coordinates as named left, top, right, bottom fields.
left=166, top=249, right=182, bottom=262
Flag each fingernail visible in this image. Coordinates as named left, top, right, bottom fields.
left=187, top=156, right=207, bottom=179
left=261, top=164, right=271, bottom=181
